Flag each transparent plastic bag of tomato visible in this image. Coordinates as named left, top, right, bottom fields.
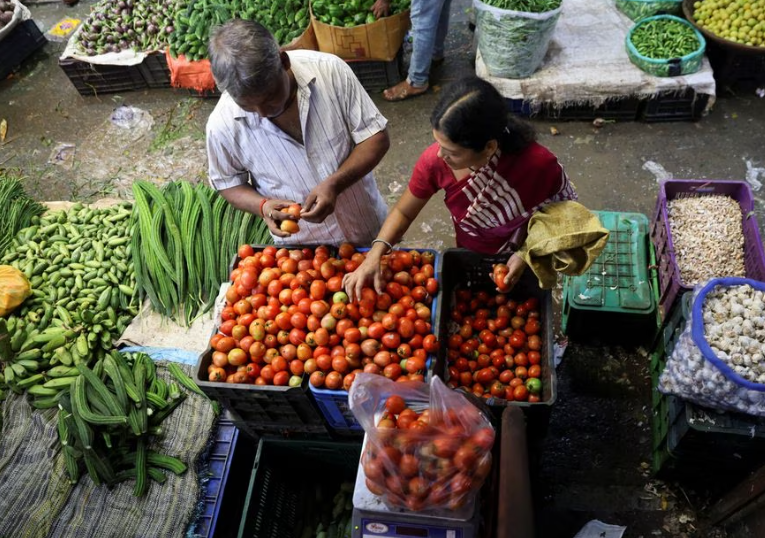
left=349, top=373, right=496, bottom=513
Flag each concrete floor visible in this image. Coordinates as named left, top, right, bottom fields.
left=2, top=0, right=765, bottom=536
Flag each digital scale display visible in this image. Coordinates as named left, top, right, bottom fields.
left=360, top=519, right=463, bottom=538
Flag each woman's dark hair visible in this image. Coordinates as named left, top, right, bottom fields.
left=430, top=76, right=536, bottom=154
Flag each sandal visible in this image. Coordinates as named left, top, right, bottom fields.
left=383, top=80, right=429, bottom=102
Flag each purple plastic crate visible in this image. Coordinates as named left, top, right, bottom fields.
left=650, top=179, right=765, bottom=320
left=309, top=248, right=442, bottom=436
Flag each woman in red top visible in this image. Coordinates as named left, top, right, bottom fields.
left=343, top=76, right=577, bottom=299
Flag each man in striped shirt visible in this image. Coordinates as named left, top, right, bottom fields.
left=206, top=19, right=390, bottom=246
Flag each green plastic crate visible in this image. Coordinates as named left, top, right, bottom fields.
left=649, top=291, right=765, bottom=481
left=562, top=211, right=657, bottom=343
left=650, top=292, right=691, bottom=474
left=237, top=439, right=361, bottom=538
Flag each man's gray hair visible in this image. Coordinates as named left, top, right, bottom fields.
left=208, top=19, right=283, bottom=100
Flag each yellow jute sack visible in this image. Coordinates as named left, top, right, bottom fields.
left=518, top=201, right=610, bottom=289
left=0, top=265, right=31, bottom=317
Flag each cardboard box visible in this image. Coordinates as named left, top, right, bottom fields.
left=312, top=9, right=409, bottom=62
left=282, top=21, right=319, bottom=52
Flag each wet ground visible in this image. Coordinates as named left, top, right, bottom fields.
left=2, top=0, right=765, bottom=536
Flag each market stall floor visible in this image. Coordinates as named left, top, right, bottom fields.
left=2, top=0, right=765, bottom=536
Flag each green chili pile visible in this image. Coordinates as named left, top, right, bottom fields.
left=630, top=18, right=701, bottom=59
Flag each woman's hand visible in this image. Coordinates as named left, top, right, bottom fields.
left=263, top=198, right=300, bottom=237
left=343, top=254, right=385, bottom=301
left=499, top=253, right=528, bottom=292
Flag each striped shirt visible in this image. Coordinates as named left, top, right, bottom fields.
left=409, top=142, right=577, bottom=254
left=206, top=50, right=389, bottom=246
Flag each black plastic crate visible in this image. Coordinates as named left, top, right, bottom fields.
left=543, top=96, right=642, bottom=121
left=346, top=49, right=404, bottom=93
left=138, top=52, right=172, bottom=88
left=706, top=43, right=765, bottom=86
left=237, top=439, right=361, bottom=538
left=196, top=347, right=328, bottom=441
left=641, top=89, right=710, bottom=122
left=434, top=248, right=555, bottom=439
left=506, top=98, right=538, bottom=118
left=0, top=20, right=47, bottom=80
left=59, top=57, right=146, bottom=96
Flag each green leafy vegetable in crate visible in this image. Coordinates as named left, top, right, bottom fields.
left=312, top=0, right=410, bottom=27
left=168, top=0, right=310, bottom=61
left=481, top=0, right=561, bottom=14
left=630, top=17, right=701, bottom=58
left=75, top=0, right=185, bottom=56
left=0, top=203, right=139, bottom=409
left=692, top=0, right=765, bottom=47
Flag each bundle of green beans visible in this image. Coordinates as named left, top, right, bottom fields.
left=168, top=0, right=309, bottom=61
left=0, top=203, right=139, bottom=409
left=482, top=0, right=561, bottom=13
left=57, top=351, right=190, bottom=496
left=0, top=173, right=46, bottom=257
left=131, top=181, right=270, bottom=327
left=630, top=18, right=700, bottom=59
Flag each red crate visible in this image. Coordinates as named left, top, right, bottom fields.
left=650, top=179, right=765, bottom=320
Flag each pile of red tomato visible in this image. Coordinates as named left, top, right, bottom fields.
left=206, top=244, right=440, bottom=389
left=362, top=394, right=494, bottom=512
left=445, top=289, right=544, bottom=402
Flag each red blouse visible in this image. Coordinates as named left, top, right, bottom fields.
left=408, top=142, right=577, bottom=254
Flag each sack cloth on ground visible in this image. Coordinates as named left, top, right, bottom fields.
left=518, top=201, right=609, bottom=289
left=0, top=363, right=215, bottom=538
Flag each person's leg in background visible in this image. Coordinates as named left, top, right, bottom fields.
left=383, top=0, right=449, bottom=101
left=431, top=0, right=452, bottom=66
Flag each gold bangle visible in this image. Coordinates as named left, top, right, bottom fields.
left=371, top=238, right=393, bottom=253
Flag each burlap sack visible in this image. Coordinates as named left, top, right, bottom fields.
left=518, top=201, right=609, bottom=289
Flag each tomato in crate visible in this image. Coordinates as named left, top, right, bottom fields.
left=308, top=247, right=443, bottom=436
left=435, top=248, right=555, bottom=439
left=195, top=244, right=338, bottom=440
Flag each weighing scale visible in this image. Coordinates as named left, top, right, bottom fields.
left=351, top=437, right=479, bottom=538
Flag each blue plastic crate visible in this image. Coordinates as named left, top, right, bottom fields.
left=188, top=413, right=240, bottom=538
left=310, top=248, right=443, bottom=435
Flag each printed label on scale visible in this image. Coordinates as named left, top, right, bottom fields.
left=362, top=520, right=461, bottom=538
